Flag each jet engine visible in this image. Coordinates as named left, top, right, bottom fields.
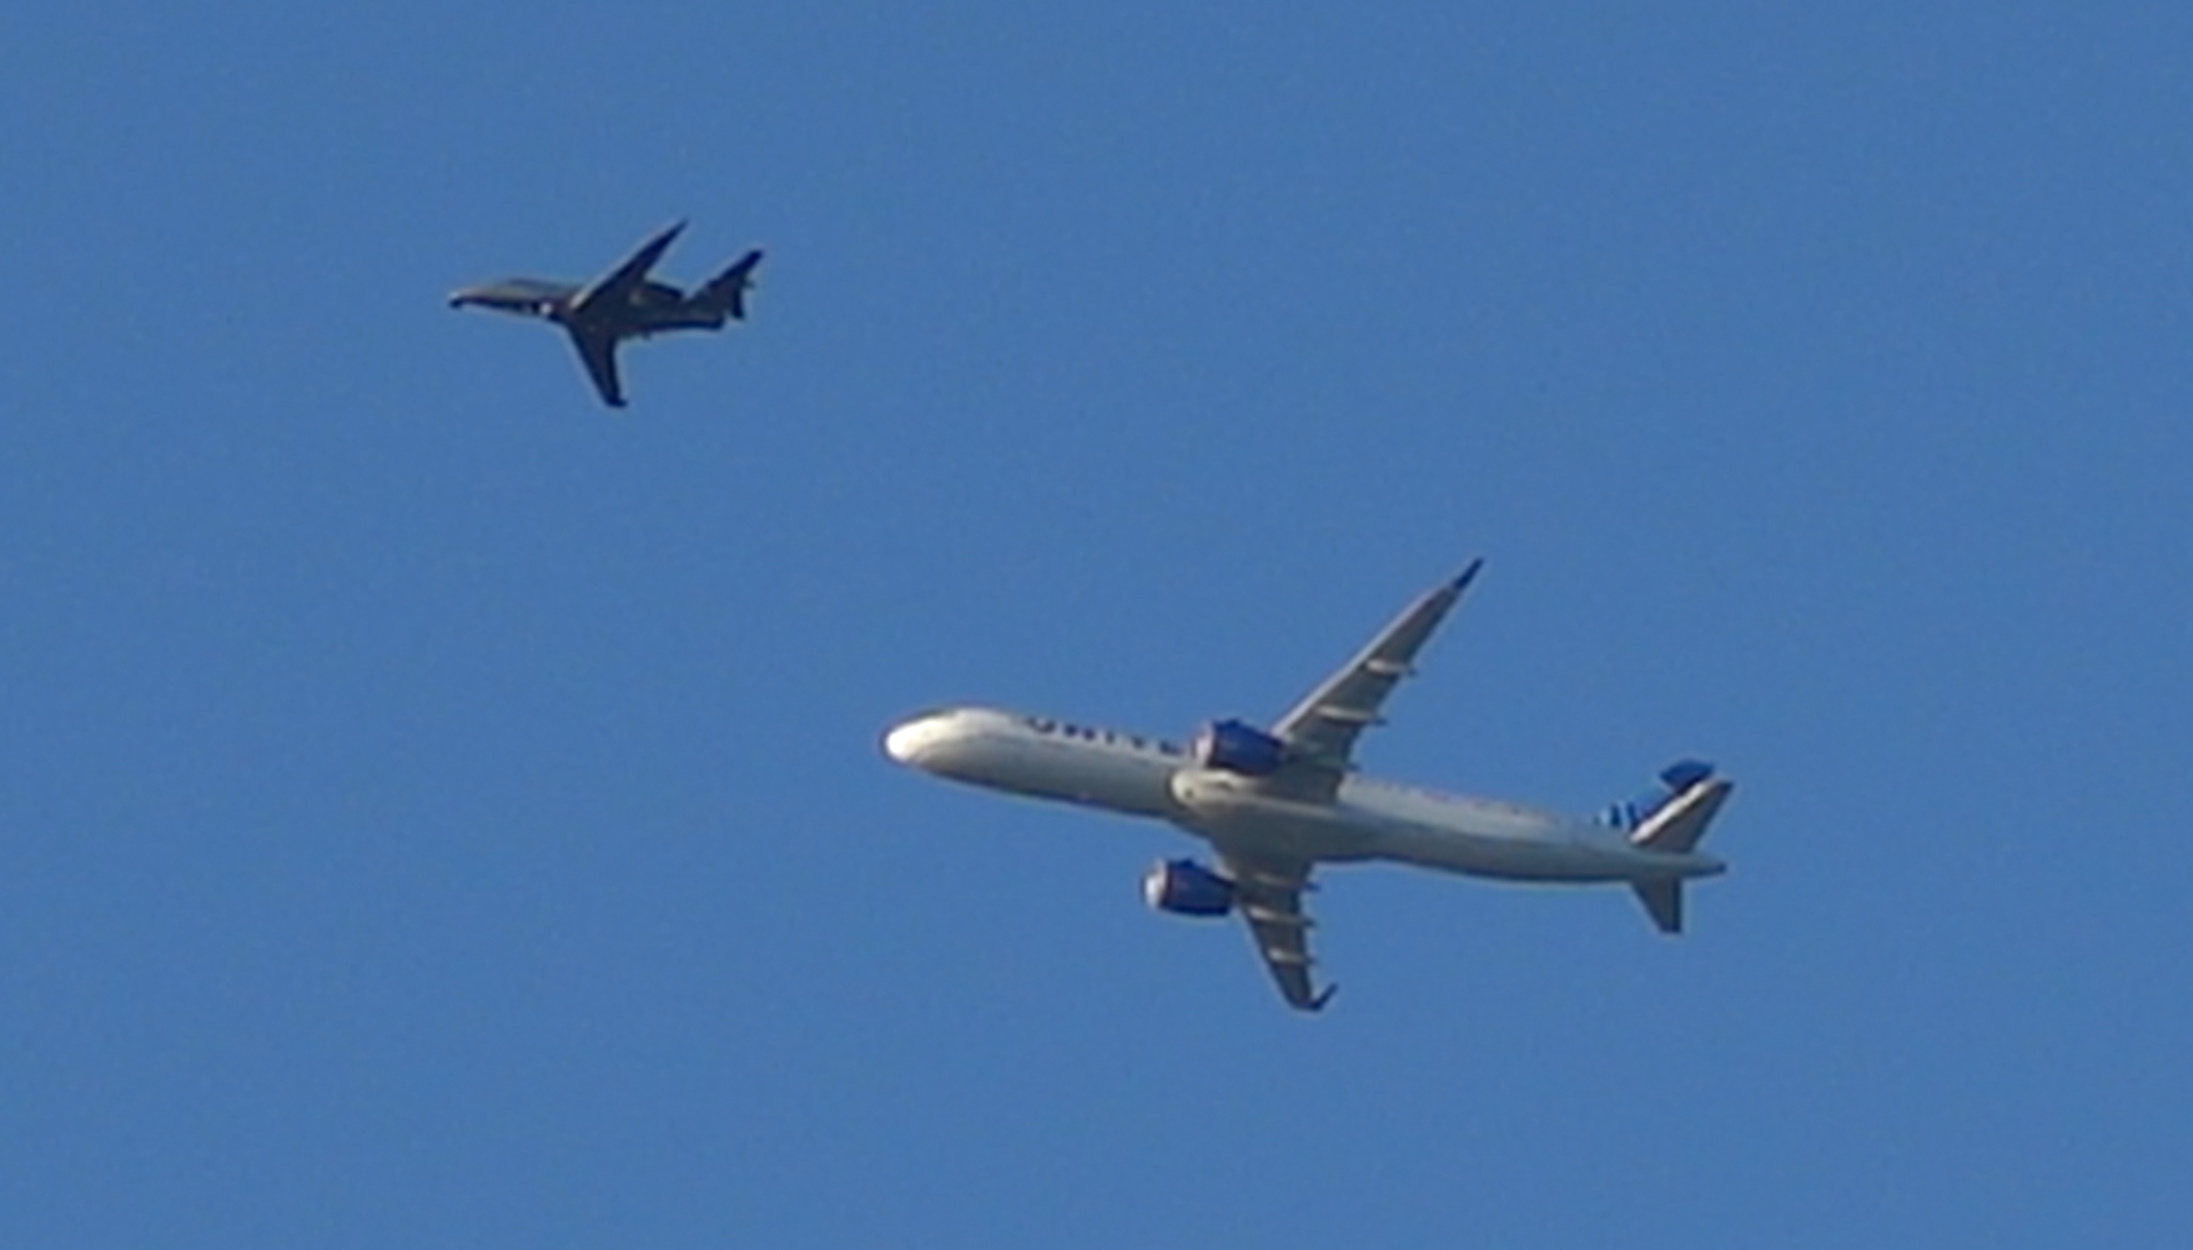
left=1191, top=718, right=1288, bottom=776
left=1142, top=858, right=1235, bottom=917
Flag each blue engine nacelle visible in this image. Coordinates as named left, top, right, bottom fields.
left=1142, top=858, right=1236, bottom=917
left=1192, top=718, right=1288, bottom=776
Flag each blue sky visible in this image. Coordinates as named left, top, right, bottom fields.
left=4, top=4, right=2191, bottom=1246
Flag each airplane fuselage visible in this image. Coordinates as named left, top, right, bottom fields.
left=449, top=278, right=729, bottom=341
left=883, top=706, right=1725, bottom=886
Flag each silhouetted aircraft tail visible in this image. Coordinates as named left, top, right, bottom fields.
left=696, top=249, right=764, bottom=320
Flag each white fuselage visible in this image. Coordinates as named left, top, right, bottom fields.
left=883, top=707, right=1724, bottom=886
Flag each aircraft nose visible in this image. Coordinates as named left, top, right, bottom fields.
left=883, top=708, right=1005, bottom=777
left=882, top=717, right=942, bottom=767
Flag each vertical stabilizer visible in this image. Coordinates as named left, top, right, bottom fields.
left=1621, top=766, right=1733, bottom=935
left=1632, top=879, right=1683, bottom=934
left=697, top=249, right=764, bottom=320
left=1629, top=778, right=1732, bottom=855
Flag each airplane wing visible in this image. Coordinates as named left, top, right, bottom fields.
left=1266, top=560, right=1485, bottom=791
left=566, top=326, right=626, bottom=407
left=1217, top=847, right=1334, bottom=1012
left=572, top=220, right=687, bottom=319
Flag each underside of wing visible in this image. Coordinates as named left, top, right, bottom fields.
left=1217, top=848, right=1334, bottom=1012
left=1267, top=560, right=1484, bottom=793
left=567, top=327, right=625, bottom=407
left=573, top=220, right=687, bottom=319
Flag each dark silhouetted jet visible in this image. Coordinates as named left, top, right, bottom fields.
left=449, top=222, right=762, bottom=408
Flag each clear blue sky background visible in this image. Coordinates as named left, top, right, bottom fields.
left=4, top=4, right=2190, bottom=1246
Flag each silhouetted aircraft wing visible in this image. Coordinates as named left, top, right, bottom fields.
left=567, top=327, right=625, bottom=407
left=572, top=220, right=686, bottom=319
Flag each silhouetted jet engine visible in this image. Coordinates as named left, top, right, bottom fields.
left=1142, top=858, right=1236, bottom=917
left=1191, top=718, right=1288, bottom=776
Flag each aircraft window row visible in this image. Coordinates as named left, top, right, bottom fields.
left=1022, top=717, right=1183, bottom=756
left=1363, top=776, right=1465, bottom=805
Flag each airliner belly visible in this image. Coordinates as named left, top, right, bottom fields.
left=1170, top=768, right=1661, bottom=882
left=1167, top=768, right=1383, bottom=860
left=1342, top=785, right=1622, bottom=881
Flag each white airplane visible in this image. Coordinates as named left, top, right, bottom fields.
left=881, top=561, right=1733, bottom=1012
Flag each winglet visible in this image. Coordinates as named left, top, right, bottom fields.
left=1307, top=983, right=1339, bottom=1012
left=1452, top=557, right=1485, bottom=594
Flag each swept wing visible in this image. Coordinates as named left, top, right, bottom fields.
left=1216, top=847, right=1334, bottom=1012
left=567, top=327, right=625, bottom=408
left=571, top=220, right=687, bottom=320
left=1262, top=560, right=1484, bottom=799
